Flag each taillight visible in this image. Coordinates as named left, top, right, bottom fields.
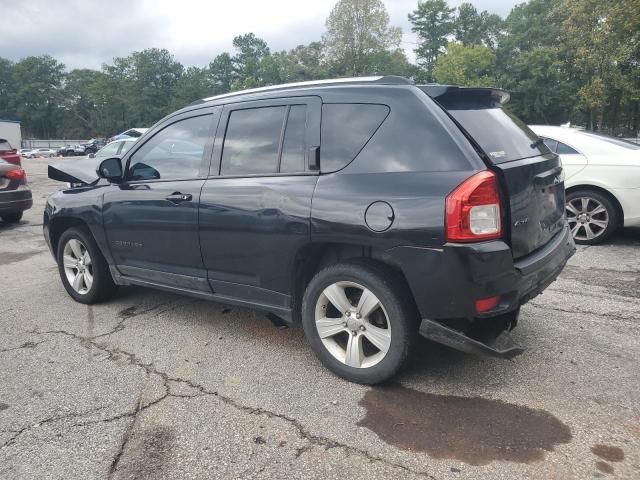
left=5, top=168, right=27, bottom=183
left=446, top=170, right=502, bottom=242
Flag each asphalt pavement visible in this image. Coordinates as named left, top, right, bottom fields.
left=1, top=158, right=639, bottom=479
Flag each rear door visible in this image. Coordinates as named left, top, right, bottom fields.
left=199, top=97, right=321, bottom=311
left=423, top=87, right=566, bottom=258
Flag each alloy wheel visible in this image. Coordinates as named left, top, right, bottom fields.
left=314, top=281, right=391, bottom=369
left=566, top=197, right=609, bottom=241
left=62, top=239, right=93, bottom=295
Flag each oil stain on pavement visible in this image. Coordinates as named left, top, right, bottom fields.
left=0, top=251, right=40, bottom=266
left=358, top=384, right=572, bottom=466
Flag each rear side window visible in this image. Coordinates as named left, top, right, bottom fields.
left=280, top=105, right=307, bottom=173
left=222, top=106, right=286, bottom=175
left=438, top=99, right=549, bottom=163
left=556, top=141, right=579, bottom=155
left=541, top=137, right=558, bottom=152
left=321, top=104, right=389, bottom=172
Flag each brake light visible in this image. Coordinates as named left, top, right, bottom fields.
left=5, top=168, right=27, bottom=182
left=446, top=170, right=502, bottom=242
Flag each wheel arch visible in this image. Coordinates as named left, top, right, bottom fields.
left=290, top=242, right=418, bottom=323
left=48, top=216, right=92, bottom=256
left=565, top=184, right=624, bottom=226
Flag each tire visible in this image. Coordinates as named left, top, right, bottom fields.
left=301, top=261, right=417, bottom=384
left=1, top=212, right=23, bottom=223
left=566, top=189, right=619, bottom=245
left=57, top=226, right=117, bottom=303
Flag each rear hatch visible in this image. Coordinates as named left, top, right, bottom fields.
left=420, top=86, right=566, bottom=259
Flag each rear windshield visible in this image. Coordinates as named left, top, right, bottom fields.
left=437, top=99, right=549, bottom=163
left=0, top=140, right=12, bottom=151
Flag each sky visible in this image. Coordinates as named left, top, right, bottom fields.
left=0, top=0, right=520, bottom=70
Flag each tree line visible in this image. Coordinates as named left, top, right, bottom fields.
left=0, top=0, right=638, bottom=140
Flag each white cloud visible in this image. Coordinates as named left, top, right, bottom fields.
left=0, top=0, right=518, bottom=70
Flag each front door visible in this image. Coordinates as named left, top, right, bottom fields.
left=103, top=110, right=219, bottom=291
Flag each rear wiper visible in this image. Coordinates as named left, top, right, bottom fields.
left=530, top=138, right=545, bottom=149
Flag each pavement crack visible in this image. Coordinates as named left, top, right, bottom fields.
left=527, top=302, right=640, bottom=323
left=0, top=340, right=46, bottom=354
left=0, top=406, right=105, bottom=450
left=31, top=328, right=436, bottom=479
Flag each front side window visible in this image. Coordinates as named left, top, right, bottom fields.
left=128, top=115, right=212, bottom=181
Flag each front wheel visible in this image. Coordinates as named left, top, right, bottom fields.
left=57, top=227, right=117, bottom=303
left=302, top=262, right=416, bottom=384
left=566, top=190, right=618, bottom=245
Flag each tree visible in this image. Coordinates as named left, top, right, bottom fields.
left=323, top=0, right=402, bottom=76
left=171, top=66, right=212, bottom=110
left=559, top=0, right=640, bottom=132
left=409, top=0, right=455, bottom=81
left=209, top=53, right=235, bottom=93
left=231, top=33, right=270, bottom=89
left=60, top=69, right=103, bottom=138
left=0, top=58, right=15, bottom=120
left=11, top=55, right=65, bottom=138
left=454, top=3, right=503, bottom=48
left=433, top=43, right=496, bottom=87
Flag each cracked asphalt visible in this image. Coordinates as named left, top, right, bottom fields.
left=1, top=158, right=639, bottom=479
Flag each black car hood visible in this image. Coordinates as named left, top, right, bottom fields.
left=48, top=157, right=102, bottom=184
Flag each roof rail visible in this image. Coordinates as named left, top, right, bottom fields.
left=201, top=76, right=413, bottom=102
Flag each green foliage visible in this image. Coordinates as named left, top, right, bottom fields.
left=1, top=0, right=638, bottom=139
left=409, top=0, right=455, bottom=81
left=433, top=43, right=496, bottom=87
left=324, top=0, right=403, bottom=76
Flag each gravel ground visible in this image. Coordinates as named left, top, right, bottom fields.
left=1, top=158, right=639, bottom=479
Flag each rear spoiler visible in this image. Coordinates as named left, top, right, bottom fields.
left=418, top=85, right=510, bottom=105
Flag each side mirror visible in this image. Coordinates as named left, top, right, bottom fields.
left=88, top=153, right=95, bottom=158
left=97, top=157, right=123, bottom=183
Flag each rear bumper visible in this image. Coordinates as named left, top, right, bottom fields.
left=386, top=224, right=575, bottom=321
left=0, top=188, right=32, bottom=215
left=385, top=224, right=575, bottom=355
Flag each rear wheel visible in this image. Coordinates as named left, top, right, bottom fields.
left=1, top=212, right=23, bottom=223
left=57, top=227, right=117, bottom=303
left=565, top=189, right=618, bottom=245
left=301, top=262, right=416, bottom=384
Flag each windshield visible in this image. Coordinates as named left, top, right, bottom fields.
left=439, top=100, right=550, bottom=163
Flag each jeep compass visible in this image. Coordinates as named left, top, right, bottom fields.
left=45, top=76, right=575, bottom=384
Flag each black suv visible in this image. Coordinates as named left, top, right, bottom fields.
left=45, top=77, right=575, bottom=384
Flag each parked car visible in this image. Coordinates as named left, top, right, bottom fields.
left=45, top=77, right=575, bottom=384
left=88, top=138, right=137, bottom=159
left=18, top=148, right=32, bottom=157
left=530, top=125, right=640, bottom=244
left=0, top=138, right=22, bottom=166
left=57, top=145, right=86, bottom=157
left=82, top=138, right=107, bottom=155
left=24, top=147, right=57, bottom=158
left=111, top=128, right=148, bottom=141
left=0, top=159, right=32, bottom=223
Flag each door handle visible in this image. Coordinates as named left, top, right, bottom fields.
left=166, top=192, right=192, bottom=204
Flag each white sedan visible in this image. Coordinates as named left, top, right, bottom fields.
left=530, top=125, right=640, bottom=244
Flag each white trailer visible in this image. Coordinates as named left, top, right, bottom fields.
left=0, top=119, right=22, bottom=148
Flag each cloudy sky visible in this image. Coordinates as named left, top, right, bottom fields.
left=0, top=0, right=520, bottom=70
